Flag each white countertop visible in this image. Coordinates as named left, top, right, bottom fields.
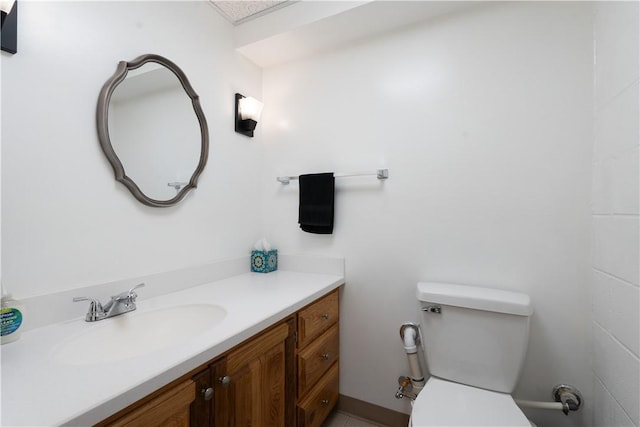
left=1, top=270, right=344, bottom=426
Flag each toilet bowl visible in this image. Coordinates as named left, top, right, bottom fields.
left=409, top=282, right=534, bottom=427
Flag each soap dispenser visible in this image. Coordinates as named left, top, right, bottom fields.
left=1, top=288, right=24, bottom=344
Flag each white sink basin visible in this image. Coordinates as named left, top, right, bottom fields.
left=52, top=304, right=226, bottom=365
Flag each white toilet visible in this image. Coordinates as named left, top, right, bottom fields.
left=410, top=281, right=534, bottom=427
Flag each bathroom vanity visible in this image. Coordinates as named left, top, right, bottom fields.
left=97, top=289, right=339, bottom=427
left=0, top=264, right=344, bottom=427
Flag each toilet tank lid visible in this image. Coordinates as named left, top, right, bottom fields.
left=417, top=282, right=533, bottom=316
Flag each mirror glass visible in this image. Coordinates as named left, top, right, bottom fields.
left=97, top=54, right=208, bottom=207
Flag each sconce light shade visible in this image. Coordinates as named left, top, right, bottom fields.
left=1, top=0, right=17, bottom=54
left=235, top=93, right=264, bottom=137
left=0, top=0, right=15, bottom=15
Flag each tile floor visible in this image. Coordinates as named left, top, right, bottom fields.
left=322, top=409, right=389, bottom=427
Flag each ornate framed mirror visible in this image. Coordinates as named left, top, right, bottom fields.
left=97, top=54, right=209, bottom=207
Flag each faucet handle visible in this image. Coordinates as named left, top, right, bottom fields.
left=73, top=297, right=106, bottom=322
left=73, top=296, right=101, bottom=305
left=128, top=283, right=145, bottom=300
left=111, top=283, right=145, bottom=302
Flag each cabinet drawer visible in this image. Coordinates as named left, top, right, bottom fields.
left=298, top=324, right=339, bottom=397
left=297, top=290, right=339, bottom=348
left=297, top=363, right=339, bottom=427
left=106, top=380, right=195, bottom=427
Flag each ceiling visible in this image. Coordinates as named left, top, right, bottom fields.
left=230, top=1, right=479, bottom=68
left=210, top=1, right=292, bottom=25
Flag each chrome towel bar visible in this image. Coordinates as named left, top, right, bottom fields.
left=277, top=168, right=389, bottom=185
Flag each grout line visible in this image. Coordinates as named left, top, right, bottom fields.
left=594, top=78, right=639, bottom=112
left=593, top=321, right=640, bottom=361
left=593, top=267, right=640, bottom=288
left=592, top=213, right=640, bottom=218
left=593, top=372, right=638, bottom=425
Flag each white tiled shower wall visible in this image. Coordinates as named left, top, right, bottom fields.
left=591, top=3, right=640, bottom=426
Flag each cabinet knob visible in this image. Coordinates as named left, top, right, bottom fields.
left=218, top=376, right=231, bottom=388
left=321, top=313, right=330, bottom=320
left=201, top=387, right=214, bottom=401
left=321, top=353, right=330, bottom=360
left=321, top=399, right=330, bottom=405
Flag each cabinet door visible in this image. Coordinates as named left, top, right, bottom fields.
left=191, top=368, right=213, bottom=427
left=105, top=380, right=195, bottom=427
left=215, top=322, right=291, bottom=427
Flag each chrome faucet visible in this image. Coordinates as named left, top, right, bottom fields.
left=73, top=283, right=145, bottom=322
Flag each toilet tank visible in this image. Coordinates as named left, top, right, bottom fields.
left=417, top=282, right=532, bottom=393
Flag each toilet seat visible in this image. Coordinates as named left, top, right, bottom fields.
left=410, top=377, right=531, bottom=427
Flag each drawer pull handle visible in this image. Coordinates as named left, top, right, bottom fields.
left=321, top=353, right=330, bottom=360
left=218, top=376, right=231, bottom=388
left=201, top=387, right=214, bottom=401
left=321, top=313, right=330, bottom=320
left=321, top=399, right=330, bottom=405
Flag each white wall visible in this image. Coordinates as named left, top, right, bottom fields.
left=591, top=2, right=640, bottom=426
left=5, top=3, right=638, bottom=427
left=261, top=3, right=594, bottom=426
left=1, top=1, right=263, bottom=298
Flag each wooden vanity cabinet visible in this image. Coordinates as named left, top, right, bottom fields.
left=99, top=379, right=196, bottom=427
left=97, top=290, right=339, bottom=427
left=213, top=318, right=296, bottom=427
left=190, top=365, right=215, bottom=427
left=192, top=290, right=341, bottom=427
left=296, top=290, right=340, bottom=427
left=188, top=318, right=295, bottom=427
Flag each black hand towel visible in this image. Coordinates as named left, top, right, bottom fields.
left=298, top=173, right=335, bottom=234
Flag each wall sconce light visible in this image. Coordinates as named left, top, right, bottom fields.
left=235, top=93, right=264, bottom=137
left=1, top=0, right=17, bottom=54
